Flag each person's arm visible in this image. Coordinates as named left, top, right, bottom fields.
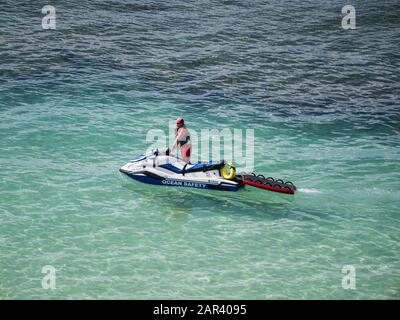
left=166, top=130, right=183, bottom=155
left=170, top=137, right=178, bottom=152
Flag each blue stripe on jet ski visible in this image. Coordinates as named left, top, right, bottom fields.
left=207, top=184, right=239, bottom=192
left=160, top=161, right=224, bottom=174
left=185, top=161, right=224, bottom=172
left=159, top=163, right=183, bottom=173
left=122, top=172, right=239, bottom=191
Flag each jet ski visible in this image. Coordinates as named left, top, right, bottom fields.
left=119, top=149, right=241, bottom=191
left=120, top=149, right=296, bottom=194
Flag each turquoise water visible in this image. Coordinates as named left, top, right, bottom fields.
left=1, top=0, right=400, bottom=299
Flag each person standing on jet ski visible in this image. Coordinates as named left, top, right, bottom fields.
left=166, top=117, right=192, bottom=163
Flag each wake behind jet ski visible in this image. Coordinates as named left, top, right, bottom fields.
left=119, top=149, right=296, bottom=194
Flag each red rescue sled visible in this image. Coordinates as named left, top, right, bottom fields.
left=237, top=173, right=296, bottom=195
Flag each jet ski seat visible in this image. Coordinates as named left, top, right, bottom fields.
left=184, top=160, right=225, bottom=173
left=159, top=160, right=225, bottom=174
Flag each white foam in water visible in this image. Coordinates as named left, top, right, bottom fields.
left=298, top=188, right=322, bottom=194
